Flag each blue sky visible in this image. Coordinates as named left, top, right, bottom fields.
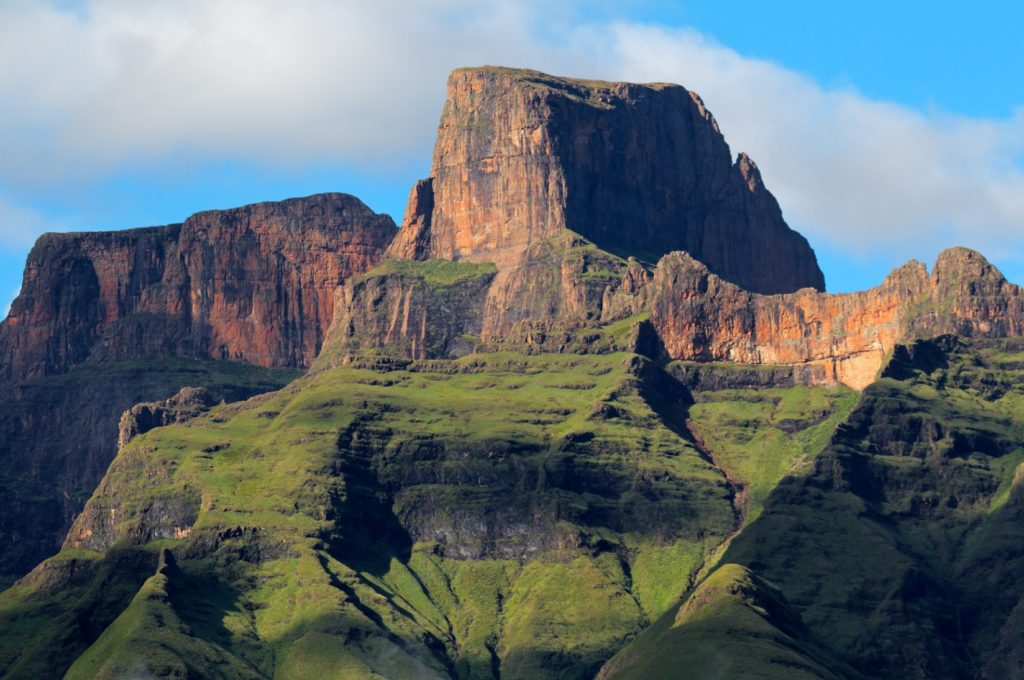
left=1, top=0, right=1022, bottom=310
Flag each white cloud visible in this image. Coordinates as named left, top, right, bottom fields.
left=0, top=1, right=1021, bottom=269
left=600, top=25, right=1024, bottom=260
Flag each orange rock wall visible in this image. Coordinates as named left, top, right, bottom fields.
left=389, top=67, right=825, bottom=296
left=649, top=248, right=1024, bottom=389
left=0, top=193, right=396, bottom=382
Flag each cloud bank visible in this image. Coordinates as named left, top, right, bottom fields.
left=0, top=0, right=1021, bottom=269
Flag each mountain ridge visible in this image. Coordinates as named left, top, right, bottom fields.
left=0, top=65, right=1022, bottom=679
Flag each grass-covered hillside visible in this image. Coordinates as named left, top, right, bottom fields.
left=0, top=345, right=854, bottom=679
left=606, top=337, right=1024, bottom=679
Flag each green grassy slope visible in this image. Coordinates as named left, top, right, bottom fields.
left=598, top=564, right=855, bottom=680
left=0, top=346, right=857, bottom=679
left=686, top=382, right=859, bottom=527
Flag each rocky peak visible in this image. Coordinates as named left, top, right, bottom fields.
left=648, top=247, right=1024, bottom=389
left=736, top=152, right=763, bottom=192
left=931, top=246, right=1006, bottom=287
left=388, top=66, right=825, bottom=294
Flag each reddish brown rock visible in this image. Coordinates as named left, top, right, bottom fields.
left=649, top=247, right=1024, bottom=389
left=328, top=235, right=1022, bottom=392
left=324, top=231, right=655, bottom=360
left=0, top=193, right=396, bottom=383
left=389, top=66, right=825, bottom=296
left=319, top=258, right=497, bottom=363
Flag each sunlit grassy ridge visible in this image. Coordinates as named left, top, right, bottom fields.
left=687, top=383, right=859, bottom=526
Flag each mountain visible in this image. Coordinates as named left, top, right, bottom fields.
left=0, top=193, right=396, bottom=382
left=0, top=193, right=396, bottom=586
left=328, top=230, right=1022, bottom=391
left=387, top=67, right=825, bottom=342
left=0, top=66, right=1021, bottom=679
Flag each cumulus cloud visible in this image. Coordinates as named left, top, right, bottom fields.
left=602, top=25, right=1024, bottom=261
left=0, top=0, right=1021, bottom=268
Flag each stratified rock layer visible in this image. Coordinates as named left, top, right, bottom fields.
left=389, top=66, right=825, bottom=296
left=0, top=193, right=396, bottom=383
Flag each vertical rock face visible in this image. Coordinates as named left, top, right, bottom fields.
left=0, top=193, right=396, bottom=383
left=389, top=67, right=825, bottom=294
left=329, top=239, right=1023, bottom=392
left=319, top=258, right=498, bottom=363
left=175, top=195, right=396, bottom=367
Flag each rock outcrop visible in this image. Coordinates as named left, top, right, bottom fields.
left=648, top=247, right=1024, bottom=389
left=117, top=386, right=218, bottom=450
left=390, top=67, right=824, bottom=293
left=329, top=239, right=1022, bottom=391
left=0, top=193, right=396, bottom=383
left=319, top=259, right=497, bottom=363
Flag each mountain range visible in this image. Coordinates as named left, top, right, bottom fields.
left=0, top=66, right=1021, bottom=679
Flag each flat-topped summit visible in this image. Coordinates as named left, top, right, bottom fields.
left=389, top=65, right=825, bottom=294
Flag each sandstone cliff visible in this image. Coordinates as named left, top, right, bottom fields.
left=387, top=66, right=824, bottom=337
left=390, top=67, right=824, bottom=293
left=327, top=242, right=1022, bottom=391
left=319, top=258, right=497, bottom=363
left=0, top=193, right=396, bottom=383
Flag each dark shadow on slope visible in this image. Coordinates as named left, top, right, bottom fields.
left=0, top=546, right=158, bottom=680
left=714, top=337, right=1024, bottom=679
left=325, top=415, right=413, bottom=576
left=630, top=356, right=713, bottom=464
left=165, top=551, right=272, bottom=674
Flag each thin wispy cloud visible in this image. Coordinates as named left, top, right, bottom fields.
left=0, top=0, right=1021, bottom=272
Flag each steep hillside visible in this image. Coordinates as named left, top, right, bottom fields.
left=0, top=343, right=855, bottom=679
left=606, top=337, right=1024, bottom=679
left=0, top=359, right=299, bottom=588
